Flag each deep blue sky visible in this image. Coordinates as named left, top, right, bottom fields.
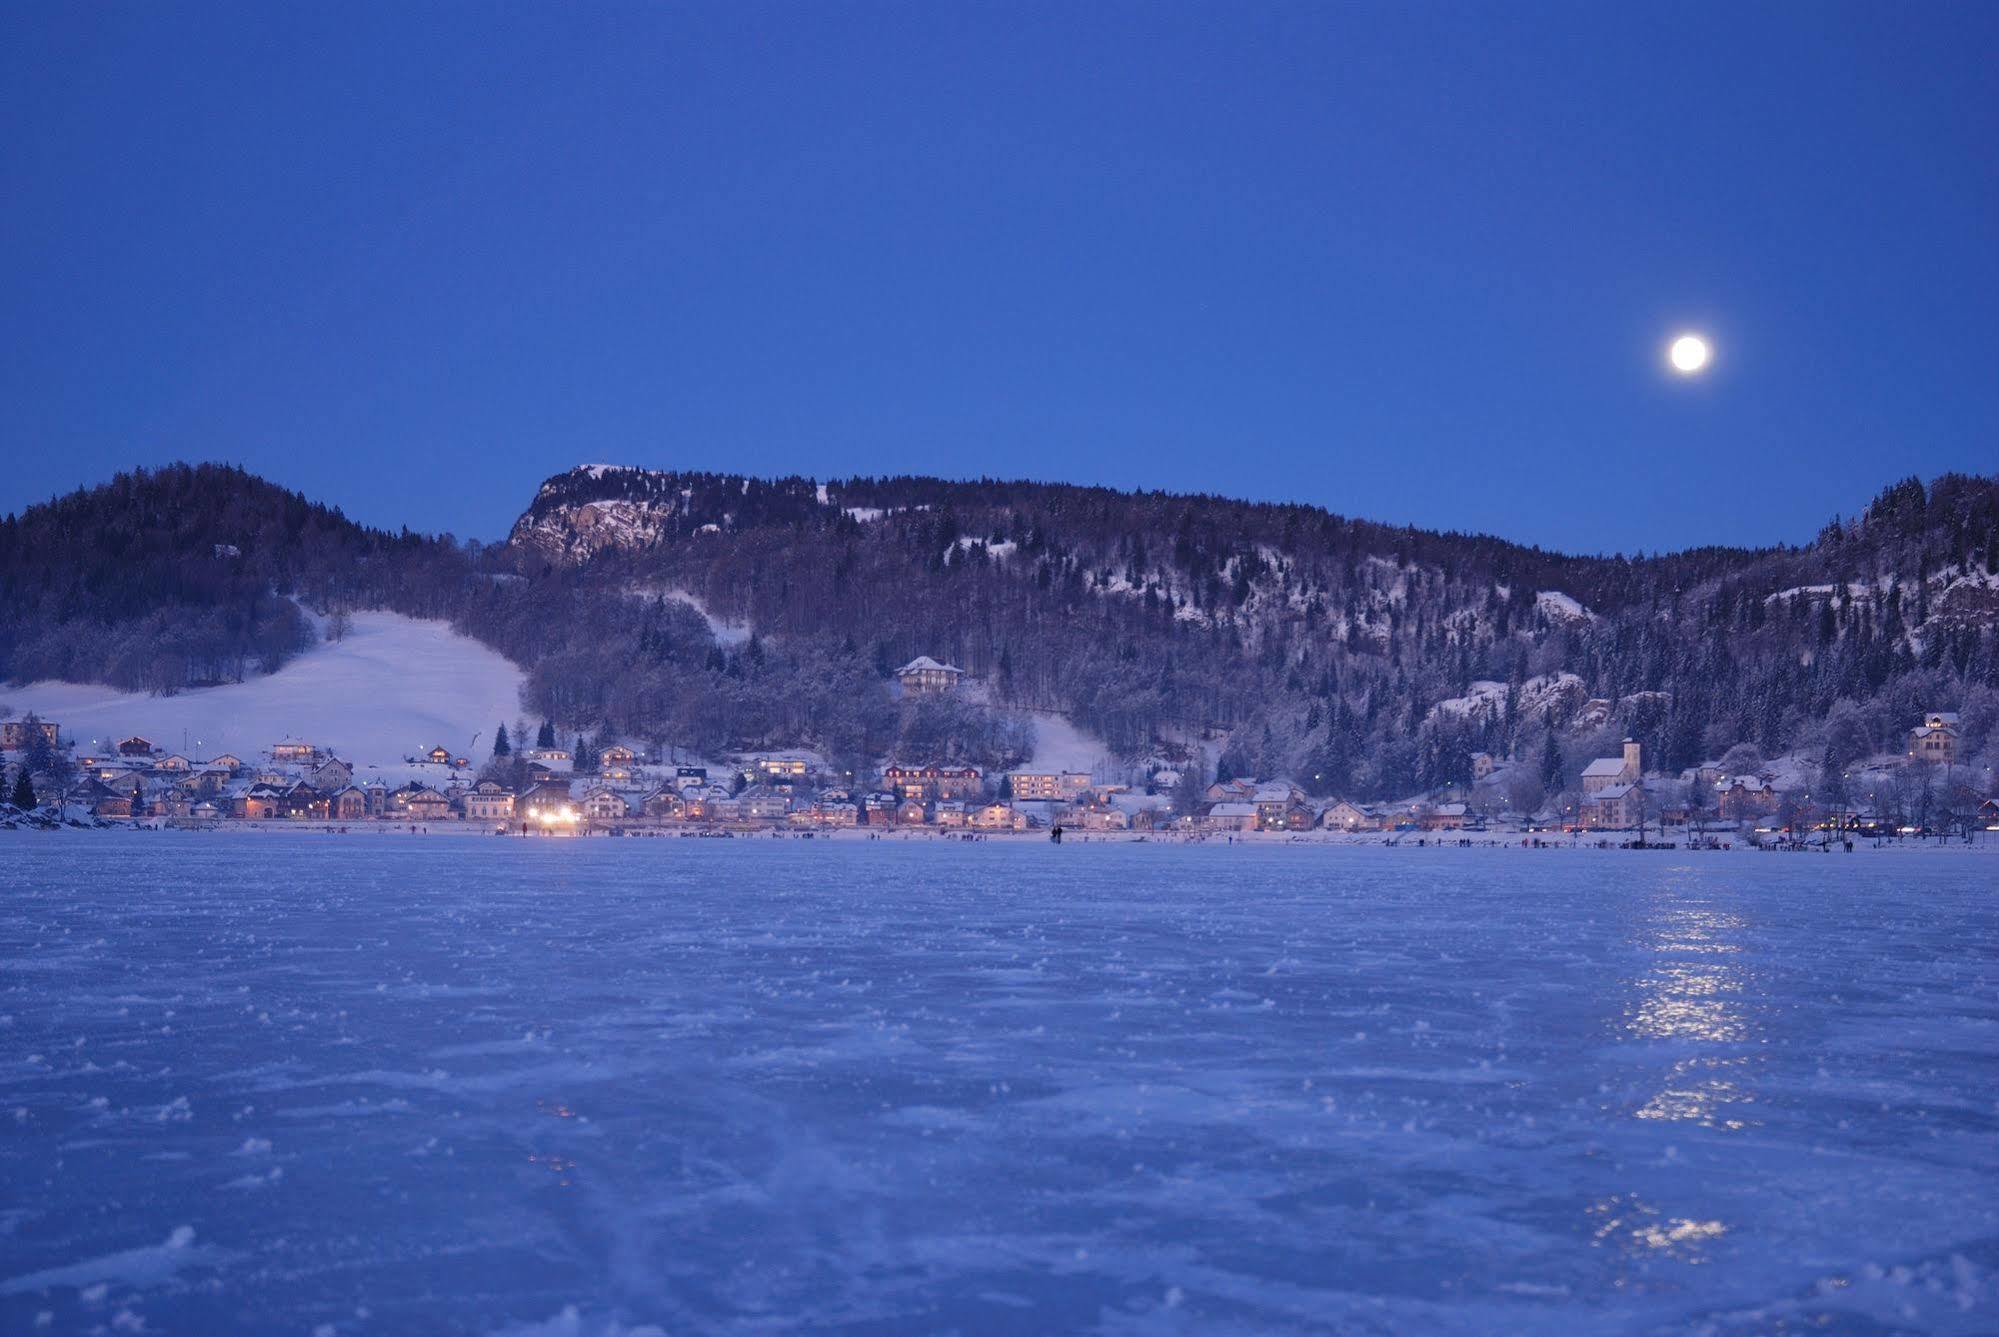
left=3, top=2, right=1993, bottom=554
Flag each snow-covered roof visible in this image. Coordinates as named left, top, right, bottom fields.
left=1210, top=802, right=1257, bottom=817
left=1581, top=758, right=1629, bottom=778
left=897, top=656, right=963, bottom=675
left=1590, top=783, right=1639, bottom=800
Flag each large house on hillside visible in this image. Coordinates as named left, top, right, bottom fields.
left=1908, top=711, right=1960, bottom=766
left=896, top=656, right=964, bottom=695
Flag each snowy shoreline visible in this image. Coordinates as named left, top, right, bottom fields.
left=11, top=820, right=1996, bottom=854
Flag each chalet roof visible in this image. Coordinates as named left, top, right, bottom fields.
left=1590, top=783, right=1639, bottom=800
left=1926, top=711, right=1961, bottom=725
left=1210, top=802, right=1257, bottom=817
left=897, top=656, right=963, bottom=675
left=1581, top=758, right=1629, bottom=778
left=1432, top=802, right=1469, bottom=816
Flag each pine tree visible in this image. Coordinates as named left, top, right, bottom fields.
left=11, top=772, right=36, bottom=811
left=493, top=723, right=511, bottom=758
left=536, top=720, right=556, bottom=749
left=1540, top=732, right=1565, bottom=792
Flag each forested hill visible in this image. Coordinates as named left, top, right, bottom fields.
left=503, top=465, right=1999, bottom=791
left=5, top=462, right=1997, bottom=799
left=0, top=464, right=462, bottom=693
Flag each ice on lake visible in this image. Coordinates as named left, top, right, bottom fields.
left=2, top=835, right=1996, bottom=1333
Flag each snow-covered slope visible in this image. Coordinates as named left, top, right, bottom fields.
left=1024, top=710, right=1110, bottom=776
left=1, top=613, right=525, bottom=769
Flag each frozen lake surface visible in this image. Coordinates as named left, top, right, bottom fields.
left=2, top=836, right=1996, bottom=1334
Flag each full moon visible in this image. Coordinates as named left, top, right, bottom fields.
left=1668, top=333, right=1712, bottom=375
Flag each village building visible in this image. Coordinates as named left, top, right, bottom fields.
left=1908, top=711, right=1960, bottom=766
left=0, top=719, right=60, bottom=751
left=1581, top=740, right=1643, bottom=796
left=749, top=755, right=810, bottom=782
left=895, top=655, right=965, bottom=695
left=882, top=764, right=982, bottom=802
left=934, top=800, right=970, bottom=828
left=971, top=802, right=1028, bottom=831
left=400, top=787, right=451, bottom=821
left=1580, top=783, right=1644, bottom=829
left=1323, top=800, right=1378, bottom=833
left=1422, top=802, right=1471, bottom=831
left=1207, top=801, right=1258, bottom=832
left=87, top=780, right=134, bottom=819
left=526, top=747, right=572, bottom=767
left=1253, top=783, right=1313, bottom=831
left=117, top=735, right=155, bottom=758
left=895, top=797, right=928, bottom=826
left=329, top=786, right=369, bottom=820
left=312, top=757, right=354, bottom=790
left=271, top=737, right=316, bottom=762
left=580, top=788, right=630, bottom=822
left=1007, top=770, right=1093, bottom=801
left=641, top=788, right=686, bottom=822
left=279, top=783, right=329, bottom=820
left=740, top=790, right=791, bottom=823
left=597, top=744, right=638, bottom=770
left=1718, top=777, right=1777, bottom=822
left=520, top=782, right=576, bottom=825
left=152, top=754, right=193, bottom=773
left=462, top=783, right=516, bottom=822
left=813, top=800, right=860, bottom=827
left=232, top=783, right=285, bottom=820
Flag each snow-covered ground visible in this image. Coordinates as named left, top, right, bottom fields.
left=0, top=612, right=525, bottom=769
left=2, top=839, right=1994, bottom=1333
left=1023, top=708, right=1110, bottom=776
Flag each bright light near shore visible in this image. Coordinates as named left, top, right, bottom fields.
left=1668, top=334, right=1712, bottom=375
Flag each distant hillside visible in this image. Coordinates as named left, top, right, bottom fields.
left=5, top=462, right=1996, bottom=799
left=503, top=464, right=1999, bottom=794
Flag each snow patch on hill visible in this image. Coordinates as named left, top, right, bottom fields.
left=1431, top=681, right=1509, bottom=719
left=1535, top=591, right=1593, bottom=623
left=1024, top=710, right=1111, bottom=776
left=1, top=612, right=525, bottom=769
